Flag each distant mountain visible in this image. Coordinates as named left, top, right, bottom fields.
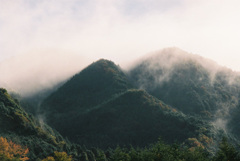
left=41, top=59, right=214, bottom=149
left=0, top=88, right=66, bottom=160
left=128, top=48, right=240, bottom=144
left=129, top=48, right=240, bottom=117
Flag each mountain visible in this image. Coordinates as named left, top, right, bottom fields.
left=129, top=48, right=240, bottom=117
left=67, top=89, right=214, bottom=149
left=41, top=59, right=214, bottom=149
left=42, top=59, right=132, bottom=113
left=0, top=88, right=67, bottom=160
left=128, top=48, right=240, bottom=143
left=41, top=59, right=132, bottom=130
left=40, top=59, right=132, bottom=143
left=2, top=48, right=240, bottom=160
left=0, top=88, right=117, bottom=161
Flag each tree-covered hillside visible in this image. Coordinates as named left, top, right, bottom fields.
left=128, top=48, right=240, bottom=145
left=129, top=48, right=240, bottom=117
left=40, top=59, right=217, bottom=150
left=62, top=89, right=215, bottom=149
left=41, top=59, right=132, bottom=113
left=2, top=49, right=240, bottom=160
left=0, top=88, right=67, bottom=160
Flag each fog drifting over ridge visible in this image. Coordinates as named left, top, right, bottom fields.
left=1, top=0, right=240, bottom=96
left=1, top=47, right=239, bottom=97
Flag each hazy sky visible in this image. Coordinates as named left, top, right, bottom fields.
left=0, top=0, right=240, bottom=70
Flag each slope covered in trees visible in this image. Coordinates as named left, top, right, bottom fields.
left=2, top=48, right=240, bottom=160
left=128, top=47, right=240, bottom=144
left=0, top=88, right=67, bottom=160
left=40, top=59, right=133, bottom=137
left=63, top=89, right=214, bottom=148
left=129, top=48, right=240, bottom=116
left=40, top=59, right=217, bottom=150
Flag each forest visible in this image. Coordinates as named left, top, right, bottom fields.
left=1, top=49, right=240, bottom=160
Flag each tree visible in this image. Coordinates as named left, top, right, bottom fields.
left=42, top=152, right=72, bottom=161
left=0, top=137, right=29, bottom=161
left=213, top=137, right=240, bottom=161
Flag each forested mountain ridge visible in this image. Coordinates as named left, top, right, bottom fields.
left=40, top=58, right=216, bottom=150
left=129, top=48, right=240, bottom=117
left=40, top=59, right=133, bottom=137
left=128, top=47, right=240, bottom=144
left=41, top=59, right=132, bottom=113
left=62, top=89, right=215, bottom=149
left=2, top=48, right=240, bottom=160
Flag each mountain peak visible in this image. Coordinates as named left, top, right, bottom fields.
left=83, top=59, right=121, bottom=77
left=41, top=59, right=132, bottom=127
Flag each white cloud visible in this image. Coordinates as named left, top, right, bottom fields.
left=1, top=0, right=240, bottom=94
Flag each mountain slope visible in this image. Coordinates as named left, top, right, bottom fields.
left=41, top=58, right=214, bottom=149
left=42, top=59, right=132, bottom=113
left=41, top=59, right=132, bottom=131
left=128, top=48, right=240, bottom=146
left=68, top=89, right=213, bottom=148
left=0, top=88, right=67, bottom=160
left=129, top=48, right=240, bottom=117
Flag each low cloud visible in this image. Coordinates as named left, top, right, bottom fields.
left=0, top=49, right=91, bottom=96
left=1, top=0, right=240, bottom=70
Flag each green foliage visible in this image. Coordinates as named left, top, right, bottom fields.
left=129, top=54, right=240, bottom=146
left=129, top=60, right=239, bottom=116
left=213, top=137, right=240, bottom=161
left=39, top=60, right=213, bottom=149
left=3, top=55, right=240, bottom=161
left=107, top=139, right=210, bottom=161
left=0, top=89, right=68, bottom=161
left=40, top=59, right=133, bottom=138
left=42, top=151, right=73, bottom=161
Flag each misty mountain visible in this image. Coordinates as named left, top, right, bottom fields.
left=128, top=48, right=240, bottom=143
left=40, top=59, right=215, bottom=149
left=2, top=48, right=240, bottom=160
left=129, top=48, right=240, bottom=116
left=10, top=82, right=65, bottom=115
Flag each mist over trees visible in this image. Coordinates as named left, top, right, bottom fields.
left=1, top=48, right=240, bottom=160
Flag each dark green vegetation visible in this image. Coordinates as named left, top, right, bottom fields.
left=129, top=50, right=240, bottom=116
left=2, top=48, right=240, bottom=160
left=129, top=48, right=240, bottom=142
left=0, top=88, right=68, bottom=160
left=40, top=59, right=215, bottom=150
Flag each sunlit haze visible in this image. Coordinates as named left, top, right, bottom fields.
left=1, top=0, right=240, bottom=95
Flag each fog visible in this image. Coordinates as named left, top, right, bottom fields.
left=129, top=48, right=228, bottom=89
left=1, top=0, right=240, bottom=70
left=1, top=0, right=240, bottom=100
left=0, top=49, right=91, bottom=96
left=128, top=47, right=240, bottom=137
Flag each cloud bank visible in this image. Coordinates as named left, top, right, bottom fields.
left=1, top=0, right=240, bottom=95
left=0, top=50, right=88, bottom=96
left=1, top=0, right=240, bottom=68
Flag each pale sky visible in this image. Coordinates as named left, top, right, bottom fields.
left=1, top=0, right=240, bottom=95
left=1, top=0, right=240, bottom=69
